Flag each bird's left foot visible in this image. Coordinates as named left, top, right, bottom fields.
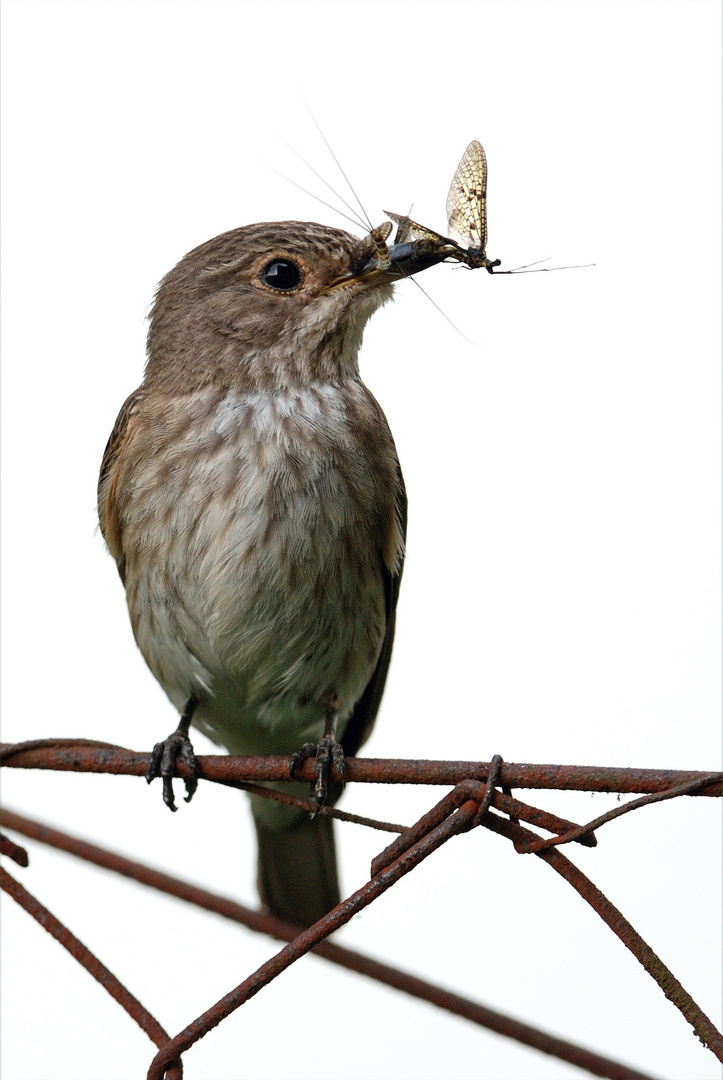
left=289, top=694, right=345, bottom=813
left=146, top=697, right=199, bottom=812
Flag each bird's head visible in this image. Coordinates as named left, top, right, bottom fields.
left=145, top=220, right=449, bottom=393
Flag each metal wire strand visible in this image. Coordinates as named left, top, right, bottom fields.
left=2, top=807, right=652, bottom=1080
left=0, top=866, right=183, bottom=1080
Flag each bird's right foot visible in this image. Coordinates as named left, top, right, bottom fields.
left=146, top=698, right=199, bottom=811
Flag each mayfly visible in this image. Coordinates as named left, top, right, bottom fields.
left=386, top=140, right=593, bottom=277
left=385, top=140, right=501, bottom=273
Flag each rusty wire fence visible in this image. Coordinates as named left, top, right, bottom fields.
left=1, top=738, right=721, bottom=1080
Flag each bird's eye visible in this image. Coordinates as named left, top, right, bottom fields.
left=260, top=259, right=303, bottom=291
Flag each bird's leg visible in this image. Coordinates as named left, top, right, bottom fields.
left=146, top=695, right=200, bottom=811
left=316, top=694, right=346, bottom=807
left=289, top=691, right=345, bottom=813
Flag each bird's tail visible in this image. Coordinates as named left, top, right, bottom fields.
left=254, top=810, right=340, bottom=927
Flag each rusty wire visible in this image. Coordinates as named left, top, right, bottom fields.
left=0, top=831, right=29, bottom=866
left=515, top=771, right=723, bottom=854
left=0, top=864, right=182, bottom=1080
left=482, top=806, right=723, bottom=1059
left=2, top=742, right=721, bottom=1079
left=141, top=796, right=486, bottom=1079
left=1, top=738, right=720, bottom=796
left=366, top=777, right=723, bottom=1059
left=2, top=807, right=650, bottom=1080
left=370, top=781, right=597, bottom=877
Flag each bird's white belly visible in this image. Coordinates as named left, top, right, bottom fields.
left=121, top=386, right=389, bottom=754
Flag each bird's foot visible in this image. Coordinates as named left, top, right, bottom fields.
left=289, top=693, right=345, bottom=815
left=289, top=738, right=346, bottom=814
left=146, top=698, right=199, bottom=812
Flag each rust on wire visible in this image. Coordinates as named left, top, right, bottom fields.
left=364, top=774, right=723, bottom=1062
left=370, top=779, right=598, bottom=878
left=145, top=798, right=481, bottom=1080
left=484, top=812, right=723, bottom=1060
left=471, top=751, right=504, bottom=826
left=2, top=740, right=721, bottom=797
left=1, top=832, right=29, bottom=866
left=212, top=775, right=406, bottom=832
left=493, top=789, right=598, bottom=846
left=0, top=806, right=642, bottom=1080
left=0, top=865, right=183, bottom=1080
left=3, top=744, right=721, bottom=1078
left=11, top=802, right=652, bottom=1080
left=515, top=771, right=723, bottom=854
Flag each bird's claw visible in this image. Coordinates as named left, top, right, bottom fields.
left=289, top=741, right=316, bottom=778
left=146, top=729, right=199, bottom=812
left=313, top=736, right=346, bottom=808
left=289, top=737, right=346, bottom=816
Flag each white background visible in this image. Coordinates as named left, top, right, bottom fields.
left=1, top=2, right=720, bottom=1078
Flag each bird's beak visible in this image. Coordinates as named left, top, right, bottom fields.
left=327, top=226, right=463, bottom=294
left=355, top=218, right=501, bottom=279
left=353, top=234, right=460, bottom=286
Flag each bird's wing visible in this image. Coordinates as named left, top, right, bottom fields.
left=341, top=462, right=407, bottom=757
left=97, top=387, right=146, bottom=582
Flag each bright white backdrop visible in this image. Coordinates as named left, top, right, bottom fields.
left=1, top=2, right=721, bottom=1078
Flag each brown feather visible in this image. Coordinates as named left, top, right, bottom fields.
left=99, top=220, right=412, bottom=925
left=98, top=387, right=146, bottom=579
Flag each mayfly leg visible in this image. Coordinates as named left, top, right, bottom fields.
left=369, top=221, right=393, bottom=269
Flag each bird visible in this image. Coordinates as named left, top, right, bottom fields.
left=97, top=216, right=453, bottom=927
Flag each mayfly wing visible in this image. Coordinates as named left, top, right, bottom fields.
left=385, top=142, right=500, bottom=275
left=384, top=210, right=449, bottom=246
left=446, top=140, right=488, bottom=254
left=386, top=212, right=413, bottom=245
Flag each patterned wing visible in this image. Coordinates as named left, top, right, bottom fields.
left=445, top=140, right=488, bottom=254
left=384, top=210, right=448, bottom=246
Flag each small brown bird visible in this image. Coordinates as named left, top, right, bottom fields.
left=98, top=218, right=451, bottom=926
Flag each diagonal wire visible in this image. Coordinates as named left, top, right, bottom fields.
left=2, top=807, right=651, bottom=1080
left=211, top=777, right=406, bottom=832
left=146, top=801, right=476, bottom=1078
left=515, top=772, right=723, bottom=853
left=483, top=811, right=723, bottom=1061
left=0, top=865, right=182, bottom=1080
left=146, top=795, right=661, bottom=1080
left=2, top=751, right=720, bottom=1074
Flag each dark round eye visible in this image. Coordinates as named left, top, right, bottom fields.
left=260, top=259, right=303, bottom=291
